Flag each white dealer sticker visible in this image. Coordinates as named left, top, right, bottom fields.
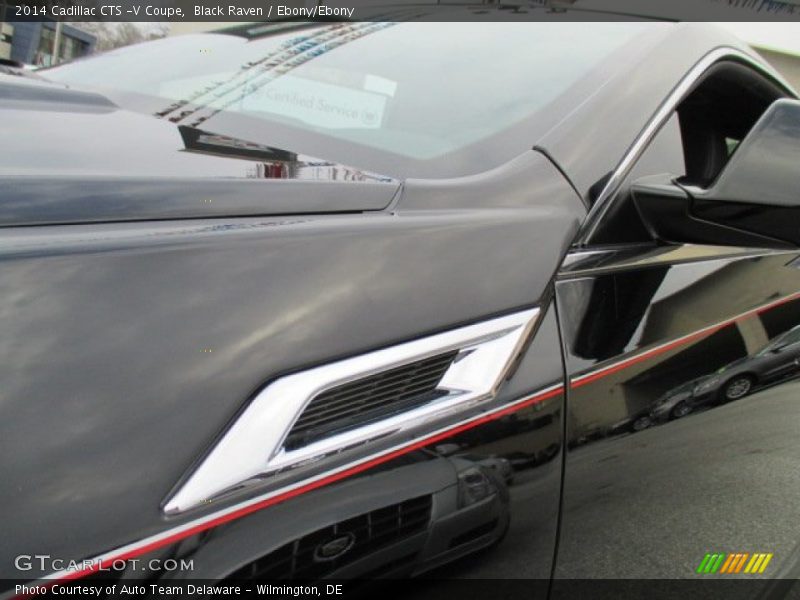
left=241, top=75, right=389, bottom=130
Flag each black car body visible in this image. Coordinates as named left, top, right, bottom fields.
left=4, top=13, right=800, bottom=598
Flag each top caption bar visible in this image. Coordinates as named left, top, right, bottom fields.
left=4, top=0, right=800, bottom=22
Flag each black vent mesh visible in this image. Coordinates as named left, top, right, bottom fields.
left=224, top=495, right=432, bottom=581
left=284, top=351, right=457, bottom=450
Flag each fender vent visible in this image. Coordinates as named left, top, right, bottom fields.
left=284, top=351, right=458, bottom=450
left=164, top=308, right=539, bottom=514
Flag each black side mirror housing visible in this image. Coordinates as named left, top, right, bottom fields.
left=632, top=99, right=800, bottom=248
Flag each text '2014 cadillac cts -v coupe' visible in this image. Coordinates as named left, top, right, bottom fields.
left=3, top=14, right=800, bottom=598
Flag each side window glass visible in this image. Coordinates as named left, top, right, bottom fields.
left=628, top=113, right=686, bottom=183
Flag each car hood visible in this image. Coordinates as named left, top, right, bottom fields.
left=0, top=75, right=399, bottom=226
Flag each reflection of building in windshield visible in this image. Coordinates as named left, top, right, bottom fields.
left=155, top=22, right=396, bottom=129
left=0, top=20, right=95, bottom=66
left=178, top=125, right=395, bottom=182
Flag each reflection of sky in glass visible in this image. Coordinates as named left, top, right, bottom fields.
left=47, top=22, right=656, bottom=159
left=716, top=22, right=800, bottom=55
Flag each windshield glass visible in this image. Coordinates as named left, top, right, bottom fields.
left=46, top=22, right=658, bottom=178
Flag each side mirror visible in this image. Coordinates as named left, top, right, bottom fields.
left=632, top=99, right=800, bottom=248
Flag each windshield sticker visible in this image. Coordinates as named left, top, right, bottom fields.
left=241, top=75, right=387, bottom=130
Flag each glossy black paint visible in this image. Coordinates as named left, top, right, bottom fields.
left=555, top=248, right=800, bottom=581
left=632, top=177, right=795, bottom=249
left=651, top=327, right=800, bottom=421
left=0, top=77, right=400, bottom=226
left=0, top=149, right=581, bottom=582
left=158, top=308, right=565, bottom=585
left=3, top=18, right=800, bottom=597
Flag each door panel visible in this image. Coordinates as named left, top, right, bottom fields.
left=554, top=247, right=800, bottom=584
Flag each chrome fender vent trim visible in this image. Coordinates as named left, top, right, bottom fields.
left=164, top=308, right=539, bottom=514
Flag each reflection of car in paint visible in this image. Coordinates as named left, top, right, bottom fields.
left=208, top=451, right=510, bottom=582
left=433, top=444, right=515, bottom=484
left=653, top=325, right=800, bottom=420
left=5, top=11, right=800, bottom=592
left=609, top=410, right=654, bottom=434
left=454, top=454, right=515, bottom=486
